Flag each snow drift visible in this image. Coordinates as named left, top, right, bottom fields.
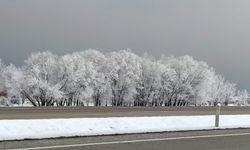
left=1, top=115, right=250, bottom=141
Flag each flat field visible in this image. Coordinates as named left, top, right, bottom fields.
left=1, top=106, right=250, bottom=119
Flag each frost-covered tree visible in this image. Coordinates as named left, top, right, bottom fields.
left=232, top=90, right=248, bottom=105
left=2, top=64, right=26, bottom=105
left=194, top=68, right=217, bottom=105
left=77, top=50, right=111, bottom=106
left=199, top=74, right=238, bottom=106
left=0, top=59, right=5, bottom=91
left=158, top=55, right=213, bottom=106
left=59, top=53, right=93, bottom=106
left=58, top=50, right=111, bottom=106
left=18, top=51, right=63, bottom=106
left=106, top=50, right=142, bottom=106
left=135, top=56, right=165, bottom=106
left=0, top=59, right=8, bottom=105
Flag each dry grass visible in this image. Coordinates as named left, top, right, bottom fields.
left=0, top=106, right=250, bottom=120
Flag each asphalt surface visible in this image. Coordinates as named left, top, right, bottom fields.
left=1, top=106, right=250, bottom=119
left=1, top=128, right=250, bottom=150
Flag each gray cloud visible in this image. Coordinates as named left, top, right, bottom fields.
left=0, top=0, right=250, bottom=90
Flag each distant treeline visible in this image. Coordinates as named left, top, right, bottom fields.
left=0, top=50, right=248, bottom=107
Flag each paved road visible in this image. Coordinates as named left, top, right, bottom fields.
left=1, top=128, right=250, bottom=150
left=1, top=106, right=250, bottom=119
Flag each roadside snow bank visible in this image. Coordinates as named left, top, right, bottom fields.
left=1, top=115, right=250, bottom=141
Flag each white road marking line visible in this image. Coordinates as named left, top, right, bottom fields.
left=7, top=132, right=250, bottom=150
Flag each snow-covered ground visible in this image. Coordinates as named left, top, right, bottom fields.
left=1, top=115, right=250, bottom=141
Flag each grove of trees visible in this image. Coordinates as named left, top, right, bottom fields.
left=0, top=50, right=248, bottom=107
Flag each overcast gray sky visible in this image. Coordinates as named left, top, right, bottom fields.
left=0, top=0, right=250, bottom=91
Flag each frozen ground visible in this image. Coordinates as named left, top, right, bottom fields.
left=1, top=115, right=250, bottom=141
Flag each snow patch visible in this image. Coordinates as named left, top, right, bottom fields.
left=1, top=115, right=250, bottom=141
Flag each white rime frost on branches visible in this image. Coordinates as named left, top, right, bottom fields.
left=0, top=50, right=248, bottom=106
